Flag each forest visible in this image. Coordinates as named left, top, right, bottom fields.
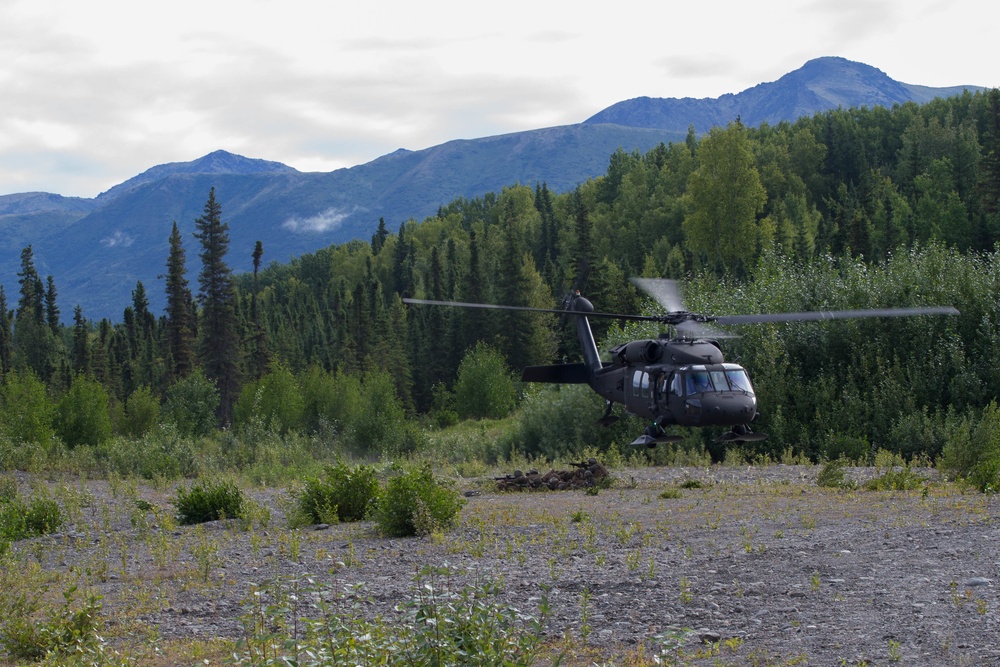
left=2, top=88, right=1000, bottom=486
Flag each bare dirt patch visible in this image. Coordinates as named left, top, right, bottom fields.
left=6, top=465, right=1000, bottom=665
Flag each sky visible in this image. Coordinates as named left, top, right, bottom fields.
left=1, top=0, right=996, bottom=199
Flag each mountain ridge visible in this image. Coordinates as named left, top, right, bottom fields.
left=0, top=57, right=985, bottom=321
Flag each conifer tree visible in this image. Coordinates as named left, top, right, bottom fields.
left=193, top=188, right=242, bottom=424
left=247, top=240, right=272, bottom=380
left=72, top=305, right=90, bottom=376
left=0, top=287, right=11, bottom=375
left=165, top=221, right=196, bottom=383
left=371, top=217, right=390, bottom=255
left=16, top=245, right=42, bottom=324
left=44, top=276, right=60, bottom=334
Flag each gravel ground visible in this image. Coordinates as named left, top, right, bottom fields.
left=7, top=465, right=1000, bottom=666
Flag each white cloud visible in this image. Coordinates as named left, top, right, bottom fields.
left=0, top=0, right=997, bottom=197
left=282, top=208, right=353, bottom=234
left=101, top=230, right=134, bottom=248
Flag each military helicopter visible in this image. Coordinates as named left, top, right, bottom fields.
left=403, top=279, right=958, bottom=447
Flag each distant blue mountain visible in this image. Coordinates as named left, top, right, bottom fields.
left=585, top=56, right=982, bottom=132
left=0, top=57, right=983, bottom=321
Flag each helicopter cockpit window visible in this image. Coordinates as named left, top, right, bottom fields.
left=640, top=372, right=650, bottom=397
left=668, top=373, right=681, bottom=396
left=725, top=369, right=754, bottom=394
left=632, top=371, right=642, bottom=396
left=685, top=371, right=713, bottom=395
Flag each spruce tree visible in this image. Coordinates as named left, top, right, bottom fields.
left=16, top=245, right=42, bottom=324
left=72, top=305, right=90, bottom=376
left=247, top=240, right=272, bottom=380
left=0, top=287, right=11, bottom=375
left=44, top=276, right=60, bottom=334
left=165, top=221, right=196, bottom=383
left=193, top=188, right=242, bottom=424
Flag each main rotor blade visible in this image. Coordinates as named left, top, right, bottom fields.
left=714, top=306, right=960, bottom=325
left=629, top=278, right=733, bottom=338
left=630, top=278, right=685, bottom=312
left=402, top=297, right=662, bottom=322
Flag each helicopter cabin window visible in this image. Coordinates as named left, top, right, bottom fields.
left=685, top=370, right=713, bottom=395
left=668, top=373, right=682, bottom=396
left=725, top=368, right=754, bottom=394
left=632, top=371, right=650, bottom=397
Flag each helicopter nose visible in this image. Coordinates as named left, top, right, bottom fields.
left=698, top=393, right=757, bottom=425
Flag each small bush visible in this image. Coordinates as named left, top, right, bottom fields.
left=375, top=464, right=464, bottom=537
left=231, top=567, right=554, bottom=667
left=293, top=461, right=380, bottom=526
left=816, top=459, right=856, bottom=489
left=0, top=494, right=64, bottom=541
left=863, top=467, right=926, bottom=491
left=0, top=566, right=118, bottom=666
left=54, top=375, right=113, bottom=448
left=162, top=369, right=219, bottom=438
left=941, top=403, right=1000, bottom=493
left=174, top=479, right=245, bottom=525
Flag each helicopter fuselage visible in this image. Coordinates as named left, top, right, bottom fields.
left=593, top=337, right=759, bottom=429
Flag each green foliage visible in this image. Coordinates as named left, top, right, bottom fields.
left=232, top=568, right=555, bottom=667
left=97, top=425, right=197, bottom=480
left=299, top=366, right=363, bottom=435
left=0, top=492, right=63, bottom=541
left=0, top=576, right=108, bottom=663
left=0, top=369, right=55, bottom=445
left=162, top=368, right=219, bottom=438
left=54, top=375, right=112, bottom=448
left=453, top=342, right=518, bottom=420
left=233, top=362, right=305, bottom=434
left=350, top=369, right=407, bottom=456
left=941, top=402, right=1000, bottom=492
left=816, top=459, right=856, bottom=489
left=173, top=479, right=245, bottom=525
left=118, top=385, right=160, bottom=438
left=375, top=464, right=465, bottom=537
left=501, top=384, right=643, bottom=460
left=293, top=461, right=380, bottom=525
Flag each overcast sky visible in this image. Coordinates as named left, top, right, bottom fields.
left=2, top=0, right=996, bottom=198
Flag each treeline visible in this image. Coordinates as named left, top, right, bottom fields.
left=2, top=89, right=1000, bottom=465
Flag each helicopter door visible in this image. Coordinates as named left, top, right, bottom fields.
left=625, top=369, right=653, bottom=417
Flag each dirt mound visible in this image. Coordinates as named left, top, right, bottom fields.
left=494, top=458, right=609, bottom=491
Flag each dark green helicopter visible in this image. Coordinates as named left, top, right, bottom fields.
left=404, top=278, right=958, bottom=448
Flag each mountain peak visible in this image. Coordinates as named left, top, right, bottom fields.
left=95, top=150, right=298, bottom=203
left=584, top=56, right=978, bottom=133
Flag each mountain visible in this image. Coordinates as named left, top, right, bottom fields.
left=585, top=56, right=982, bottom=133
left=0, top=57, right=984, bottom=322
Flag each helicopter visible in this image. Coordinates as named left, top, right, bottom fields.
left=403, top=278, right=959, bottom=448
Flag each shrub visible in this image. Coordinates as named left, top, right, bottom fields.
left=234, top=363, right=305, bottom=435
left=453, top=342, right=518, bottom=420
left=54, top=375, right=113, bottom=448
left=293, top=461, right=380, bottom=525
left=0, top=494, right=63, bottom=541
left=119, top=385, right=160, bottom=438
left=0, top=369, right=55, bottom=445
left=502, top=384, right=643, bottom=460
left=350, top=369, right=407, bottom=456
left=300, top=367, right=362, bottom=435
left=375, top=464, right=464, bottom=537
left=941, top=403, right=1000, bottom=493
left=162, top=369, right=219, bottom=438
left=816, top=459, right=856, bottom=489
left=231, top=567, right=554, bottom=667
left=0, top=579, right=107, bottom=663
left=97, top=423, right=198, bottom=480
left=173, top=479, right=245, bottom=525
